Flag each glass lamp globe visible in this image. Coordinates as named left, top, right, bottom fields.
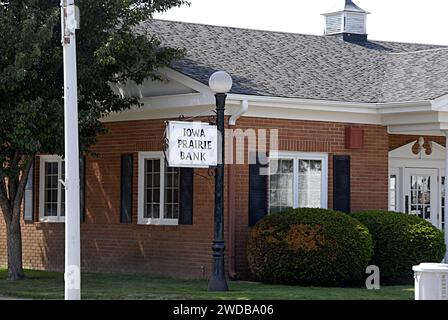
left=209, top=71, right=233, bottom=94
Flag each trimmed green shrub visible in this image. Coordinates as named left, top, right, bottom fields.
left=247, top=208, right=373, bottom=286
left=352, top=210, right=446, bottom=284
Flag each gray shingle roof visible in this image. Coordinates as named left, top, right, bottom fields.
left=138, top=19, right=448, bottom=103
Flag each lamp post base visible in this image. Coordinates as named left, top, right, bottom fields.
left=208, top=240, right=228, bottom=292
left=208, top=277, right=229, bottom=292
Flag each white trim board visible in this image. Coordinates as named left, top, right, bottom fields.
left=389, top=141, right=446, bottom=161
left=389, top=141, right=447, bottom=179
left=102, top=67, right=448, bottom=128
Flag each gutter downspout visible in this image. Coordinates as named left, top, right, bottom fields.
left=229, top=100, right=249, bottom=126
left=227, top=161, right=237, bottom=279
left=227, top=100, right=249, bottom=279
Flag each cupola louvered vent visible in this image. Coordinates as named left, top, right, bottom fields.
left=325, top=14, right=342, bottom=35
left=322, top=0, right=369, bottom=43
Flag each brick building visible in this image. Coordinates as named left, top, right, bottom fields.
left=2, top=0, right=448, bottom=278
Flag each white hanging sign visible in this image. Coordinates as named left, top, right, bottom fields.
left=166, top=121, right=218, bottom=168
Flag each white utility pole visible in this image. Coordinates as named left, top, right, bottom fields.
left=61, top=0, right=81, bottom=300
left=445, top=132, right=448, bottom=263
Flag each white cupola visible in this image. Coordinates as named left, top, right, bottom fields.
left=322, top=0, right=370, bottom=42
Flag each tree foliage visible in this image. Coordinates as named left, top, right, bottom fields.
left=0, top=0, right=188, bottom=280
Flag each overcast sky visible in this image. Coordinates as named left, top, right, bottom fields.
left=155, top=0, right=448, bottom=45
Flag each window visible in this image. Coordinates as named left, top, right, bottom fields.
left=39, top=155, right=65, bottom=222
left=298, top=159, right=323, bottom=208
left=269, top=153, right=328, bottom=213
left=388, top=168, right=399, bottom=212
left=138, top=152, right=180, bottom=225
left=389, top=174, right=397, bottom=211
left=269, top=159, right=294, bottom=213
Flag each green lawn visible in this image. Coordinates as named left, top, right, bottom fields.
left=0, top=269, right=413, bottom=300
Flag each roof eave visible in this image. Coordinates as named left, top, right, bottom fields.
left=226, top=93, right=433, bottom=112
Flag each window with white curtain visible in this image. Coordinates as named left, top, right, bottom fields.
left=389, top=174, right=397, bottom=211
left=388, top=167, right=399, bottom=212
left=269, top=153, right=328, bottom=213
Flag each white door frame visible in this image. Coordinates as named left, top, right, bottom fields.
left=389, top=140, right=446, bottom=230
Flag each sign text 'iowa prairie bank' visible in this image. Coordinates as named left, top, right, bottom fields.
left=166, top=121, right=218, bottom=168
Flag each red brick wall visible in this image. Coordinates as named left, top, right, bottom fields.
left=231, top=119, right=389, bottom=277
left=0, top=117, right=390, bottom=279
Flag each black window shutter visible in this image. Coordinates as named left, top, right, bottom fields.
left=249, top=153, right=269, bottom=226
left=79, top=156, right=86, bottom=222
left=179, top=168, right=194, bottom=225
left=23, top=162, right=34, bottom=222
left=333, top=155, right=351, bottom=213
left=120, top=154, right=133, bottom=223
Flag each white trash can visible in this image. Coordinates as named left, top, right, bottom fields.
left=413, top=263, right=448, bottom=300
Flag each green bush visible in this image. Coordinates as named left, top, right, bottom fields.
left=247, top=208, right=373, bottom=286
left=352, top=210, right=446, bottom=284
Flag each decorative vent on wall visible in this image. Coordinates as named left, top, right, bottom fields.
left=345, top=127, right=364, bottom=149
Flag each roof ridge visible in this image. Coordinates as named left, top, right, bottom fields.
left=153, top=18, right=447, bottom=48
left=151, top=18, right=330, bottom=39
left=388, top=47, right=448, bottom=55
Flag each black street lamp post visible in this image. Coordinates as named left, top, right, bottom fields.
left=208, top=71, right=233, bottom=292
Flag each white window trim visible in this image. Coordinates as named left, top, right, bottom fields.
left=269, top=152, right=328, bottom=210
left=137, top=151, right=179, bottom=226
left=39, top=155, right=65, bottom=223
